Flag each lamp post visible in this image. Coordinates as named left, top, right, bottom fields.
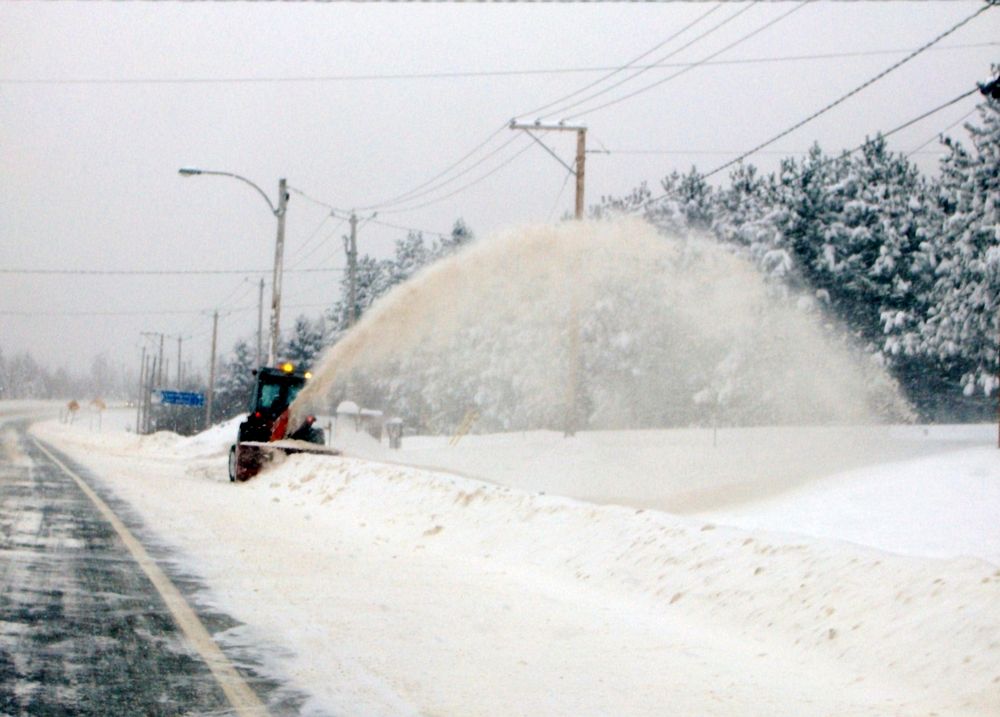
left=179, top=167, right=287, bottom=366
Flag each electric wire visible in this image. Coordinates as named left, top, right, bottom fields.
left=359, top=132, right=522, bottom=210
left=285, top=212, right=335, bottom=266
left=547, top=169, right=576, bottom=223
left=355, top=124, right=511, bottom=211
left=562, top=1, right=812, bottom=122
left=701, top=2, right=996, bottom=180
left=368, top=217, right=451, bottom=239
left=379, top=138, right=537, bottom=215
left=638, top=85, right=984, bottom=212
left=3, top=42, right=995, bottom=86
left=0, top=267, right=344, bottom=275
left=906, top=106, right=981, bottom=156
left=543, top=1, right=764, bottom=122
left=516, top=2, right=725, bottom=121
left=288, top=216, right=347, bottom=270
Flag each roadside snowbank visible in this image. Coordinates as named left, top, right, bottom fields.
left=30, top=417, right=1000, bottom=716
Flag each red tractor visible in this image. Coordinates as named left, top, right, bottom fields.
left=228, top=363, right=337, bottom=482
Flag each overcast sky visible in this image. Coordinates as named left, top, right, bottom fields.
left=1, top=1, right=997, bottom=382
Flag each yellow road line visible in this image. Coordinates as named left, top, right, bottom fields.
left=31, top=438, right=269, bottom=717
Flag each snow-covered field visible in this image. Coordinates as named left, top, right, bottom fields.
left=28, top=409, right=1000, bottom=716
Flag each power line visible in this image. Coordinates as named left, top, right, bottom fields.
left=6, top=42, right=993, bottom=86
left=288, top=216, right=347, bottom=270
left=360, top=131, right=521, bottom=210
left=563, top=1, right=813, bottom=122
left=516, top=2, right=726, bottom=121
left=592, top=147, right=948, bottom=156
left=639, top=85, right=984, bottom=212
left=368, top=217, right=451, bottom=239
left=543, top=1, right=765, bottom=122
left=0, top=267, right=344, bottom=276
left=380, top=138, right=537, bottom=215
left=288, top=189, right=453, bottom=239
left=285, top=212, right=335, bottom=264
left=355, top=124, right=510, bottom=211
left=906, top=106, right=981, bottom=156
left=702, top=2, right=995, bottom=179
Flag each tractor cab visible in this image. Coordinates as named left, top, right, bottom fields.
left=239, top=363, right=310, bottom=442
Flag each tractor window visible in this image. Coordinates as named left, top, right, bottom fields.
left=259, top=383, right=282, bottom=409
left=287, top=383, right=302, bottom=404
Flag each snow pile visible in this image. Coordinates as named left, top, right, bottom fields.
left=31, top=417, right=1000, bottom=716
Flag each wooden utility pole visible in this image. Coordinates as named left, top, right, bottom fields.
left=136, top=346, right=146, bottom=433
left=206, top=310, right=218, bottom=429
left=176, top=336, right=182, bottom=387
left=509, top=121, right=588, bottom=436
left=574, top=127, right=586, bottom=220
left=157, top=333, right=165, bottom=387
left=509, top=121, right=588, bottom=220
left=268, top=178, right=288, bottom=366
left=256, top=278, right=264, bottom=368
left=346, top=212, right=359, bottom=326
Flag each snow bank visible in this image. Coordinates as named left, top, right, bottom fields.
left=30, top=418, right=1000, bottom=716
left=702, top=444, right=1000, bottom=565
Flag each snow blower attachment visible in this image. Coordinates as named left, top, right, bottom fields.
left=228, top=363, right=339, bottom=482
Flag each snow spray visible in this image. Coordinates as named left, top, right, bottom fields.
left=292, top=219, right=910, bottom=433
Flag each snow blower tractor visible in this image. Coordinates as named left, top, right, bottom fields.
left=228, top=362, right=339, bottom=482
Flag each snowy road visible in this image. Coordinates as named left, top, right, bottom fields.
left=0, top=420, right=294, bottom=716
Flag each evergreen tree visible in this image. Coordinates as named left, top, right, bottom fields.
left=900, top=98, right=1000, bottom=397
left=284, top=315, right=325, bottom=370
left=212, top=339, right=257, bottom=420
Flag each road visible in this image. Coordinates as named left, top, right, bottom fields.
left=0, top=417, right=296, bottom=716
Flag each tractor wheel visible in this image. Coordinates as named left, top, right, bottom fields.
left=234, top=443, right=264, bottom=482
left=228, top=445, right=237, bottom=482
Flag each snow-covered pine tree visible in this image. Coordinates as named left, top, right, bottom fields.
left=284, top=314, right=326, bottom=370
left=713, top=163, right=795, bottom=288
left=212, top=339, right=257, bottom=420
left=906, top=97, right=1000, bottom=398
left=434, top=218, right=475, bottom=258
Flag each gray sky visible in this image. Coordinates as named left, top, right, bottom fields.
left=1, top=1, right=997, bottom=382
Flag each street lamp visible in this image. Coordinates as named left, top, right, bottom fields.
left=179, top=167, right=288, bottom=366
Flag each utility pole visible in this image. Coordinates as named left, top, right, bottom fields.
left=176, top=336, right=182, bottom=387
left=136, top=346, right=146, bottom=433
left=510, top=120, right=588, bottom=436
left=509, top=120, right=588, bottom=220
left=157, top=333, right=165, bottom=387
left=346, top=212, right=359, bottom=327
left=269, top=178, right=288, bottom=366
left=206, top=310, right=218, bottom=429
left=256, top=278, right=264, bottom=368
left=145, top=355, right=156, bottom=434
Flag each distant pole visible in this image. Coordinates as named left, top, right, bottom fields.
left=207, top=310, right=218, bottom=429
left=176, top=336, right=182, bottom=387
left=256, top=277, right=264, bottom=368
left=574, top=127, right=587, bottom=220
left=268, top=178, right=288, bottom=365
left=146, top=355, right=156, bottom=434
left=348, top=212, right=359, bottom=326
left=157, top=333, right=165, bottom=387
left=136, top=346, right=146, bottom=433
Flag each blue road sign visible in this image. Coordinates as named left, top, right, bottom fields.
left=153, top=390, right=205, bottom=407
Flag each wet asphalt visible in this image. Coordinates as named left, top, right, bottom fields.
left=0, top=420, right=304, bottom=716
